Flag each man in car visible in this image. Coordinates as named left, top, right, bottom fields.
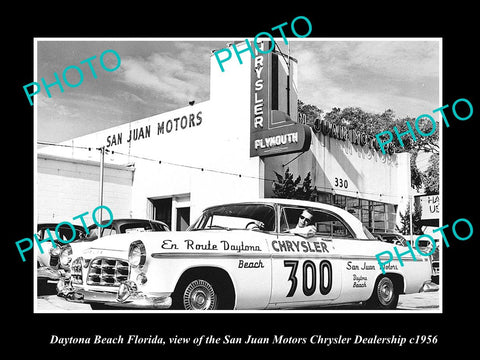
left=291, top=209, right=316, bottom=237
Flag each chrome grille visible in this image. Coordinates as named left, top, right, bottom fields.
left=87, top=257, right=129, bottom=287
left=71, top=257, right=83, bottom=285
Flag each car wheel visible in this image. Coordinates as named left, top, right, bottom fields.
left=182, top=278, right=218, bottom=310
left=172, top=270, right=236, bottom=310
left=365, top=276, right=399, bottom=309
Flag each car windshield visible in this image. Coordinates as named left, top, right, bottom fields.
left=85, top=220, right=168, bottom=241
left=38, top=225, right=86, bottom=242
left=188, top=204, right=276, bottom=232
left=120, top=221, right=168, bottom=233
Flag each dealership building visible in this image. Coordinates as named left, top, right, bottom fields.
left=37, top=41, right=411, bottom=233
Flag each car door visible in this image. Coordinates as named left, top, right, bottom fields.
left=268, top=206, right=344, bottom=308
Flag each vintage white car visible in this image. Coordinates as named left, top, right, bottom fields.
left=56, top=199, right=432, bottom=310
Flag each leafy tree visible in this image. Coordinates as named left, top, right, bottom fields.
left=399, top=201, right=423, bottom=235
left=422, top=152, right=439, bottom=194
left=377, top=115, right=439, bottom=192
left=294, top=172, right=317, bottom=200
left=272, top=168, right=299, bottom=199
left=298, top=99, right=323, bottom=126
left=322, top=106, right=439, bottom=155
left=324, top=106, right=395, bottom=135
left=409, top=150, right=423, bottom=191
left=300, top=102, right=439, bottom=193
left=390, top=116, right=439, bottom=155
left=272, top=168, right=317, bottom=201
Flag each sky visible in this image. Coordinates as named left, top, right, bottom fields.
left=35, top=38, right=440, bottom=144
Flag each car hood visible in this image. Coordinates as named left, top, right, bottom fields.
left=70, top=233, right=135, bottom=259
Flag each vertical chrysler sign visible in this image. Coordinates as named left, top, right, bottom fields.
left=250, top=41, right=311, bottom=158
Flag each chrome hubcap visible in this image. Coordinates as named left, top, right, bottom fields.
left=378, top=278, right=394, bottom=305
left=183, top=279, right=217, bottom=310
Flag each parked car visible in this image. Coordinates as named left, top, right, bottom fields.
left=37, top=223, right=88, bottom=295
left=431, top=248, right=440, bottom=284
left=56, top=218, right=170, bottom=282
left=57, top=199, right=432, bottom=310
left=39, top=219, right=169, bottom=295
left=414, top=236, right=440, bottom=285
left=86, top=218, right=170, bottom=240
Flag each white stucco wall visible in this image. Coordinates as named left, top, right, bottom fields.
left=37, top=154, right=133, bottom=224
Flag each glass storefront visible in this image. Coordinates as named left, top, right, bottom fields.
left=313, top=192, right=397, bottom=232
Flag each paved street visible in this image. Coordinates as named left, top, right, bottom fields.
left=37, top=289, right=440, bottom=312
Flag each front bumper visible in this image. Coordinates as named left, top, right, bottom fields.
left=57, top=279, right=172, bottom=309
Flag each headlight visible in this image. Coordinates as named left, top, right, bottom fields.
left=59, top=244, right=73, bottom=268
left=128, top=241, right=146, bottom=269
left=50, top=246, right=61, bottom=257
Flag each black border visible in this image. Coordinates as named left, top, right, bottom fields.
left=7, top=7, right=478, bottom=355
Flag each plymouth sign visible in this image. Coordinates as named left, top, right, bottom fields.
left=250, top=41, right=311, bottom=158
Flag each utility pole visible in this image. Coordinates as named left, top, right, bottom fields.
left=409, top=195, right=414, bottom=244
left=98, top=146, right=105, bottom=237
left=287, top=41, right=291, bottom=116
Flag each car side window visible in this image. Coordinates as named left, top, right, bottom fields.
left=55, top=225, right=77, bottom=241
left=281, top=207, right=303, bottom=231
left=282, top=207, right=353, bottom=238
left=102, top=227, right=117, bottom=236
left=280, top=210, right=290, bottom=233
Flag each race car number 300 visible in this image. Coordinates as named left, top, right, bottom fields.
left=284, top=260, right=333, bottom=297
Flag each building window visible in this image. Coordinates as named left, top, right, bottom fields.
left=313, top=191, right=396, bottom=233
left=316, top=192, right=333, bottom=205
left=346, top=197, right=361, bottom=219
left=360, top=199, right=371, bottom=228
left=386, top=204, right=397, bottom=231
left=333, top=195, right=347, bottom=209
left=373, top=202, right=386, bottom=232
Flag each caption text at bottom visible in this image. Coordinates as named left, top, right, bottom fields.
left=50, top=334, right=438, bottom=347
